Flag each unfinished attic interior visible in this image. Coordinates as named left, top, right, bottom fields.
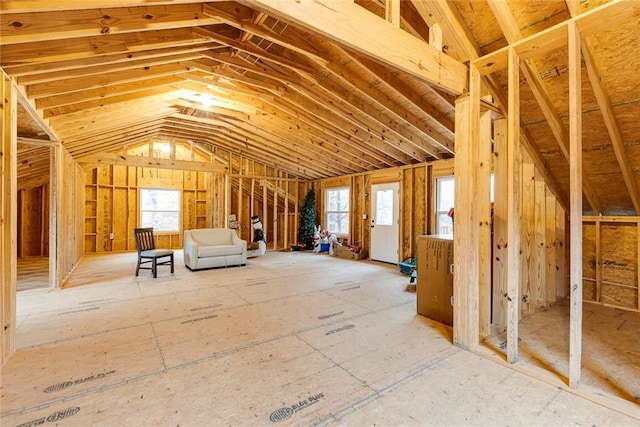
left=1, top=0, right=639, bottom=424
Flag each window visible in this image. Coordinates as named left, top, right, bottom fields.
left=436, top=177, right=455, bottom=236
left=140, top=188, right=181, bottom=232
left=375, top=189, right=394, bottom=226
left=435, top=174, right=495, bottom=236
left=326, top=187, right=350, bottom=235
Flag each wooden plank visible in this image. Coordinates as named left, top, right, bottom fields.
left=413, top=166, right=426, bottom=240
left=0, top=4, right=221, bottom=44
left=384, top=0, right=400, bottom=28
left=520, top=158, right=535, bottom=317
left=113, top=188, right=128, bottom=251
left=273, top=182, right=278, bottom=250
left=262, top=178, right=268, bottom=247
left=402, top=169, right=413, bottom=259
left=240, top=0, right=468, bottom=95
left=49, top=144, right=61, bottom=286
left=506, top=47, right=521, bottom=364
left=0, top=28, right=210, bottom=65
left=493, top=118, right=508, bottom=330
left=127, top=188, right=137, bottom=251
left=596, top=218, right=602, bottom=303
left=556, top=202, right=567, bottom=298
left=1, top=71, right=18, bottom=366
left=453, top=95, right=472, bottom=349
left=453, top=63, right=480, bottom=349
left=568, top=21, right=583, bottom=389
left=534, top=172, right=547, bottom=308
left=478, top=110, right=492, bottom=339
left=1, top=0, right=212, bottom=13
left=78, top=153, right=227, bottom=174
left=545, top=191, right=557, bottom=306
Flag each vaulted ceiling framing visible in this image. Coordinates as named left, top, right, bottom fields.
left=3, top=0, right=640, bottom=214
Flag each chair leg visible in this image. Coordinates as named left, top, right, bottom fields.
left=136, top=257, right=141, bottom=276
left=170, top=254, right=174, bottom=274
left=152, top=259, right=157, bottom=278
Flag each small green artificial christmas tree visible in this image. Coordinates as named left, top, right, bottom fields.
left=298, top=188, right=316, bottom=249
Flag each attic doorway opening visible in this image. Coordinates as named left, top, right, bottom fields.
left=16, top=146, right=54, bottom=292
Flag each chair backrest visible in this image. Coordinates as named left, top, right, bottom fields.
left=134, top=227, right=156, bottom=252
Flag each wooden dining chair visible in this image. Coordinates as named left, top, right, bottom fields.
left=134, top=227, right=174, bottom=278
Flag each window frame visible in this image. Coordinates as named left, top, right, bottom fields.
left=435, top=176, right=455, bottom=236
left=325, top=186, right=350, bottom=237
left=139, top=187, right=182, bottom=234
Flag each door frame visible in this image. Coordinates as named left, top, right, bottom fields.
left=370, top=181, right=400, bottom=263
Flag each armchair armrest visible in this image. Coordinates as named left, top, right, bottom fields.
left=231, top=231, right=248, bottom=262
left=183, top=231, right=199, bottom=268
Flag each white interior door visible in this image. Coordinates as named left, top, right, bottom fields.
left=370, top=182, right=400, bottom=263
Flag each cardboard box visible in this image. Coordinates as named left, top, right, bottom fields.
left=334, top=244, right=365, bottom=260
left=416, top=235, right=454, bottom=326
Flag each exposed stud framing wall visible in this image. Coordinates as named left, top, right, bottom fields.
left=1, top=70, right=18, bottom=365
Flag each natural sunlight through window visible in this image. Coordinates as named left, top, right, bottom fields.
left=140, top=188, right=181, bottom=232
left=326, top=187, right=350, bottom=235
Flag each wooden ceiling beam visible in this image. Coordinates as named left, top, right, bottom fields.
left=0, top=4, right=221, bottom=45
left=162, top=122, right=338, bottom=177
left=1, top=1, right=216, bottom=14
left=162, top=123, right=328, bottom=178
left=352, top=52, right=455, bottom=135
left=56, top=113, right=171, bottom=144
left=409, top=0, right=477, bottom=63
left=214, top=117, right=363, bottom=176
left=198, top=52, right=301, bottom=86
left=188, top=60, right=286, bottom=93
left=66, top=124, right=168, bottom=157
left=335, top=46, right=454, bottom=154
left=201, top=3, right=330, bottom=66
left=17, top=136, right=57, bottom=146
left=172, top=80, right=261, bottom=114
left=226, top=107, right=367, bottom=174
left=307, top=42, right=444, bottom=160
left=182, top=71, right=278, bottom=101
left=41, top=83, right=182, bottom=117
left=61, top=120, right=167, bottom=150
left=76, top=152, right=228, bottom=173
left=14, top=89, right=59, bottom=142
left=28, top=63, right=194, bottom=100
left=267, top=89, right=403, bottom=167
left=49, top=95, right=172, bottom=128
left=167, top=98, right=251, bottom=121
left=193, top=27, right=314, bottom=76
left=18, top=52, right=205, bottom=86
left=4, top=45, right=212, bottom=78
left=238, top=0, right=468, bottom=95
left=282, top=80, right=415, bottom=165
left=249, top=102, right=383, bottom=172
left=0, top=28, right=211, bottom=66
left=36, top=75, right=184, bottom=112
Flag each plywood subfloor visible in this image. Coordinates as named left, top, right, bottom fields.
left=2, top=251, right=638, bottom=426
left=16, top=256, right=49, bottom=292
left=483, top=299, right=640, bottom=406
